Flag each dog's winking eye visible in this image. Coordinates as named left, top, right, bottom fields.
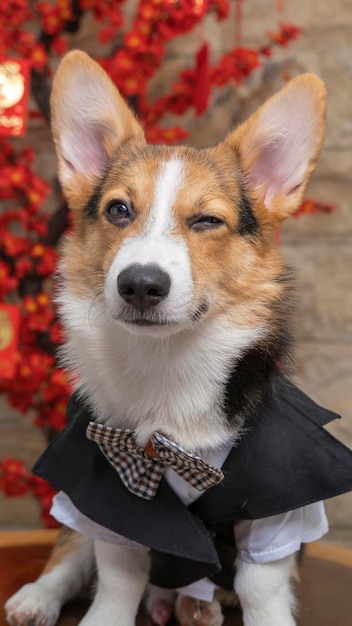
left=104, top=200, right=135, bottom=227
left=188, top=215, right=226, bottom=232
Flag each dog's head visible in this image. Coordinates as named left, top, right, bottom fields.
left=51, top=51, right=326, bottom=339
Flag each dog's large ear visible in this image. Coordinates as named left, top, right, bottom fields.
left=50, top=50, right=145, bottom=202
left=224, top=74, right=327, bottom=223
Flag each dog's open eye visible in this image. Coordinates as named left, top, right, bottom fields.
left=104, top=200, right=135, bottom=226
left=188, top=215, right=226, bottom=232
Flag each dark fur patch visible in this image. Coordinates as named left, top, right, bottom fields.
left=237, top=187, right=258, bottom=236
left=85, top=186, right=102, bottom=221
left=223, top=270, right=295, bottom=423
left=223, top=343, right=290, bottom=423
left=84, top=156, right=117, bottom=221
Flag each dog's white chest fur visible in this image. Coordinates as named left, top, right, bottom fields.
left=59, top=291, right=264, bottom=451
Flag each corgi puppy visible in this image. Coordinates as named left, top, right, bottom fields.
left=5, top=51, right=328, bottom=626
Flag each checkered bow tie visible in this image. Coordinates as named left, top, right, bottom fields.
left=86, top=421, right=224, bottom=500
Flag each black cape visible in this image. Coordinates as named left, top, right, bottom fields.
left=33, top=378, right=352, bottom=588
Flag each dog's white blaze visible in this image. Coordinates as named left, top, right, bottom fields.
left=147, top=157, right=185, bottom=235
left=105, top=158, right=194, bottom=328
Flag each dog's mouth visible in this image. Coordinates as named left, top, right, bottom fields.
left=116, top=308, right=175, bottom=327
left=123, top=318, right=170, bottom=327
left=116, top=301, right=209, bottom=328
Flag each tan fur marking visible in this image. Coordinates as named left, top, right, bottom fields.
left=42, top=526, right=84, bottom=574
left=175, top=595, right=224, bottom=626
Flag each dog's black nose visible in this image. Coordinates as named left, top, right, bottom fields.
left=117, top=264, right=171, bottom=308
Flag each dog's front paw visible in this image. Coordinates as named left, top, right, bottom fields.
left=5, top=583, right=61, bottom=626
left=175, top=596, right=224, bottom=626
